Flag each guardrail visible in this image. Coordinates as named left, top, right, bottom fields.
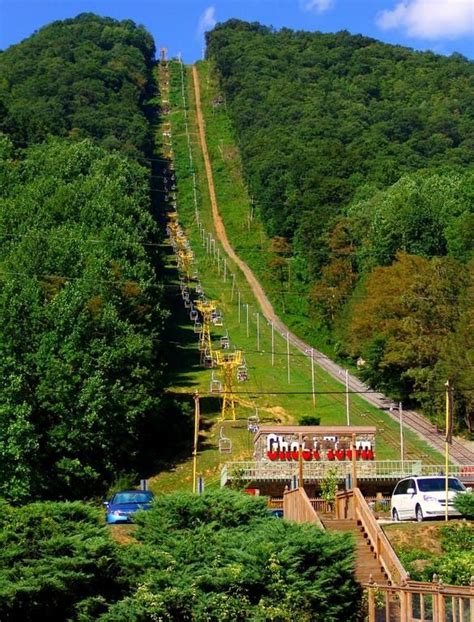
left=336, top=488, right=409, bottom=586
left=220, top=461, right=474, bottom=486
left=365, top=577, right=474, bottom=621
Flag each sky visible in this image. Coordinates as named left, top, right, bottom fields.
left=0, top=0, right=473, bottom=61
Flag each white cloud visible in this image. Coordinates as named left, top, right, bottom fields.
left=376, top=0, right=474, bottom=39
left=197, top=6, right=217, bottom=38
left=301, top=0, right=335, bottom=14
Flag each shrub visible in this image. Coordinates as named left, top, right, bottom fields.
left=454, top=492, right=474, bottom=519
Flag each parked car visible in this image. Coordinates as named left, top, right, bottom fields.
left=390, top=476, right=468, bottom=522
left=104, top=489, right=154, bottom=524
left=268, top=508, right=284, bottom=518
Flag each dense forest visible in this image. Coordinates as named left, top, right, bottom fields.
left=0, top=13, right=155, bottom=155
left=206, top=20, right=474, bottom=432
left=0, top=14, right=187, bottom=502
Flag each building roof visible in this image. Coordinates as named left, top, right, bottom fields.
left=254, top=425, right=377, bottom=443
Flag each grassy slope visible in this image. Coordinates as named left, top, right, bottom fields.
left=149, top=60, right=442, bottom=495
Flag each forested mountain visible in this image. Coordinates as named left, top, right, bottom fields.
left=0, top=16, right=183, bottom=502
left=0, top=13, right=155, bottom=155
left=207, top=20, right=474, bottom=431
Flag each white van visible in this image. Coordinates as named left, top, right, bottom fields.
left=391, top=476, right=468, bottom=522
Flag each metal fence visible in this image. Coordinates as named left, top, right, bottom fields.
left=221, top=460, right=474, bottom=486
left=221, top=461, right=474, bottom=486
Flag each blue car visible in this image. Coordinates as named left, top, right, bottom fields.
left=104, top=489, right=154, bottom=524
left=268, top=508, right=284, bottom=519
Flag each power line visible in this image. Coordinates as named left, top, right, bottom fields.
left=179, top=388, right=474, bottom=396
left=3, top=260, right=471, bottom=302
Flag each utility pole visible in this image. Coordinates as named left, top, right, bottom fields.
left=287, top=332, right=291, bottom=384
left=351, top=433, right=357, bottom=490
left=271, top=321, right=275, bottom=367
left=238, top=291, right=241, bottom=323
left=193, top=393, right=200, bottom=493
left=246, top=304, right=249, bottom=338
left=445, top=380, right=453, bottom=522
left=231, top=273, right=236, bottom=301
left=298, top=432, right=304, bottom=488
left=345, top=369, right=350, bottom=425
left=311, top=349, right=316, bottom=408
left=399, top=402, right=404, bottom=473
left=256, top=312, right=260, bottom=351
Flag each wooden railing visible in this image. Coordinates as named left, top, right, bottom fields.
left=273, top=496, right=345, bottom=514
left=336, top=488, right=408, bottom=586
left=308, top=498, right=333, bottom=514
left=365, top=577, right=474, bottom=621
left=283, top=487, right=324, bottom=529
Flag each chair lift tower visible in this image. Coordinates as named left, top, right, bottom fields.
left=195, top=300, right=217, bottom=365
left=178, top=249, right=194, bottom=281
left=214, top=350, right=243, bottom=421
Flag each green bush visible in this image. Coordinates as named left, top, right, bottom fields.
left=0, top=491, right=362, bottom=620
left=110, top=489, right=362, bottom=621
left=395, top=523, right=474, bottom=586
left=454, top=492, right=474, bottom=519
left=0, top=501, right=123, bottom=621
left=424, top=551, right=474, bottom=586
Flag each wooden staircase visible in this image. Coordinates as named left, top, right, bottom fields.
left=321, top=516, right=389, bottom=585
left=284, top=487, right=407, bottom=586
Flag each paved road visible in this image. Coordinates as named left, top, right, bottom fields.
left=192, top=65, right=474, bottom=467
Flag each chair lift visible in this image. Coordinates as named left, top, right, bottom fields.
left=237, top=364, right=249, bottom=382
left=218, top=426, right=232, bottom=454
left=190, top=309, right=198, bottom=322
left=203, top=351, right=214, bottom=368
left=210, top=371, right=222, bottom=394
left=195, top=283, right=203, bottom=295
left=212, top=311, right=223, bottom=327
left=220, top=331, right=230, bottom=350
left=193, top=321, right=202, bottom=334
left=247, top=409, right=259, bottom=433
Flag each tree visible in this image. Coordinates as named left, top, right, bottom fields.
left=0, top=139, right=177, bottom=501
left=0, top=14, right=155, bottom=155
left=349, top=253, right=469, bottom=411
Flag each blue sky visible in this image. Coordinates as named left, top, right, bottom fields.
left=1, top=0, right=473, bottom=61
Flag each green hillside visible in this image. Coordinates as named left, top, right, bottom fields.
left=0, top=13, right=155, bottom=155
left=206, top=21, right=474, bottom=434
